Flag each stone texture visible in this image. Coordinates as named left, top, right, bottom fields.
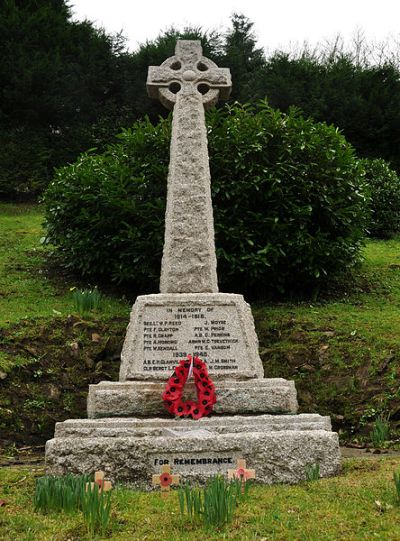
left=53, top=414, right=333, bottom=438
left=46, top=415, right=341, bottom=486
left=87, top=379, right=298, bottom=418
left=119, top=293, right=264, bottom=381
left=146, top=41, right=231, bottom=294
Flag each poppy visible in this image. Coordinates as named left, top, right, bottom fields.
left=174, top=366, right=187, bottom=380
left=184, top=400, right=196, bottom=414
left=162, top=383, right=183, bottom=401
left=173, top=400, right=186, bottom=417
left=159, top=472, right=172, bottom=487
left=162, top=356, right=216, bottom=420
left=199, top=394, right=212, bottom=407
left=235, top=467, right=250, bottom=480
left=194, top=366, right=208, bottom=382
left=163, top=400, right=175, bottom=414
left=190, top=404, right=206, bottom=420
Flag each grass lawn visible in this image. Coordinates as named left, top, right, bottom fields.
left=1, top=458, right=400, bottom=540
left=0, top=203, right=129, bottom=327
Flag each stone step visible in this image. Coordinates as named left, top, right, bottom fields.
left=55, top=413, right=331, bottom=438
left=87, top=378, right=298, bottom=418
left=46, top=424, right=340, bottom=485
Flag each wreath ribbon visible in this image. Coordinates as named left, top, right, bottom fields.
left=162, top=355, right=217, bottom=420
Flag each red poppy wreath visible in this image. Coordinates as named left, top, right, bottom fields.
left=162, top=355, right=217, bottom=420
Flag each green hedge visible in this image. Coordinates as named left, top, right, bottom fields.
left=361, top=158, right=400, bottom=238
left=44, top=102, right=367, bottom=297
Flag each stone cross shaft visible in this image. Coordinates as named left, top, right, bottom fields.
left=147, top=41, right=231, bottom=293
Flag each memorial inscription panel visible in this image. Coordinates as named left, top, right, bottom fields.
left=151, top=452, right=240, bottom=473
left=120, top=293, right=265, bottom=381
left=141, top=303, right=246, bottom=374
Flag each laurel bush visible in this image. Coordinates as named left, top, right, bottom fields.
left=44, top=101, right=367, bottom=297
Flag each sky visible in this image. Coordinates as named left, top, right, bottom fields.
left=70, top=0, right=400, bottom=55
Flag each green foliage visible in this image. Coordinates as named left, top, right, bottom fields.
left=263, top=52, right=400, bottom=173
left=0, top=0, right=132, bottom=198
left=305, top=463, right=320, bottom=482
left=33, top=474, right=112, bottom=535
left=178, top=482, right=203, bottom=520
left=370, top=415, right=391, bottom=448
left=209, top=102, right=366, bottom=296
left=4, top=460, right=400, bottom=541
left=44, top=116, right=170, bottom=291
left=33, top=474, right=90, bottom=514
left=361, top=158, right=400, bottom=238
left=44, top=101, right=366, bottom=297
left=221, top=14, right=266, bottom=103
left=178, top=475, right=246, bottom=529
left=393, top=471, right=400, bottom=503
left=81, top=483, right=112, bottom=536
left=71, top=287, right=102, bottom=316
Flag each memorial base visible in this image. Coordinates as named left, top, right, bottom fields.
left=45, top=414, right=341, bottom=485
left=87, top=379, right=298, bottom=418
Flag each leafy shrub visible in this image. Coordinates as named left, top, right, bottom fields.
left=361, top=158, right=400, bottom=238
left=44, top=101, right=366, bottom=297
left=209, top=103, right=366, bottom=295
left=44, top=118, right=170, bottom=290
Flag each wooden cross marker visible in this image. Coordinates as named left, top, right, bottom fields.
left=86, top=470, right=112, bottom=493
left=228, top=459, right=256, bottom=491
left=152, top=464, right=180, bottom=497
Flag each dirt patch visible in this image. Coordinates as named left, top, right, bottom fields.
left=255, top=312, right=400, bottom=442
left=341, top=447, right=400, bottom=458
left=0, top=315, right=125, bottom=448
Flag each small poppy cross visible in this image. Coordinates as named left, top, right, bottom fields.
left=152, top=464, right=180, bottom=497
left=86, top=471, right=113, bottom=493
left=228, top=459, right=255, bottom=491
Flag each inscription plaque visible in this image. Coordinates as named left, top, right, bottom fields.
left=142, top=304, right=243, bottom=374
left=119, top=293, right=264, bottom=381
left=151, top=452, right=239, bottom=474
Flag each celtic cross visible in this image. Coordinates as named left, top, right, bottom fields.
left=147, top=40, right=232, bottom=293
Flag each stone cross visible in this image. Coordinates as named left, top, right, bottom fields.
left=147, top=41, right=231, bottom=294
left=152, top=464, right=180, bottom=496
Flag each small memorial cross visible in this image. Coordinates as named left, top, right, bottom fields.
left=152, top=464, right=180, bottom=496
left=147, top=40, right=231, bottom=294
left=86, top=470, right=112, bottom=493
left=228, top=458, right=256, bottom=491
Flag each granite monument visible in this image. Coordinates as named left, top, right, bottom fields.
left=45, top=41, right=341, bottom=485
